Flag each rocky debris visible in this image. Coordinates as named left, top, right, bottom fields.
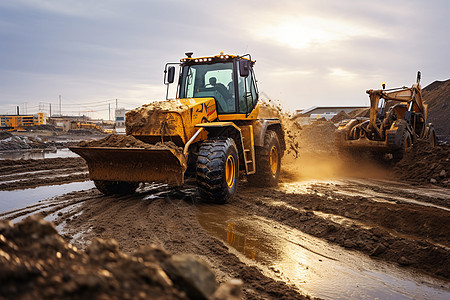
left=330, top=110, right=351, bottom=123
left=0, top=131, right=56, bottom=151
left=422, top=79, right=450, bottom=143
left=78, top=134, right=182, bottom=152
left=393, top=141, right=450, bottom=187
left=211, top=279, right=243, bottom=300
left=0, top=216, right=242, bottom=300
left=162, top=254, right=216, bottom=300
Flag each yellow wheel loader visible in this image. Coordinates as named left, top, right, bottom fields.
left=70, top=53, right=285, bottom=203
left=336, top=72, right=436, bottom=161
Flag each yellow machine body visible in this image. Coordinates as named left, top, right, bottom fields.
left=70, top=53, right=285, bottom=192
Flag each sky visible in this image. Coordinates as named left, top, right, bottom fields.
left=0, top=0, right=449, bottom=119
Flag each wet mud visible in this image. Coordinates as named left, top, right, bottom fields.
left=1, top=102, right=449, bottom=299
left=0, top=157, right=88, bottom=191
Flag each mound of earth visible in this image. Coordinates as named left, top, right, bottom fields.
left=422, top=79, right=450, bottom=143
left=331, top=111, right=351, bottom=123
left=0, top=216, right=242, bottom=300
left=394, top=141, right=450, bottom=187
left=298, top=121, right=337, bottom=154
left=78, top=134, right=181, bottom=152
left=125, top=100, right=189, bottom=135
left=348, top=108, right=370, bottom=118
left=0, top=132, right=53, bottom=151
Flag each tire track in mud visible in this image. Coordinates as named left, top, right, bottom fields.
left=0, top=189, right=99, bottom=223
left=0, top=157, right=88, bottom=191
left=233, top=183, right=450, bottom=279
left=58, top=186, right=310, bottom=300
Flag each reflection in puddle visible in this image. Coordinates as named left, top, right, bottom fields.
left=0, top=148, right=79, bottom=160
left=197, top=205, right=449, bottom=299
left=0, top=181, right=95, bottom=213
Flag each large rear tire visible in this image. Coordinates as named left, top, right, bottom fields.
left=94, top=180, right=138, bottom=195
left=247, top=130, right=281, bottom=187
left=196, top=138, right=239, bottom=204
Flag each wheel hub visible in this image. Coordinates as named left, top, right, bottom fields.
left=226, top=155, right=235, bottom=188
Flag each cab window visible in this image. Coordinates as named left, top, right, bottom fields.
left=179, top=62, right=235, bottom=113
left=238, top=67, right=258, bottom=113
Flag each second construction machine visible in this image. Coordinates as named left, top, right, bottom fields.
left=336, top=72, right=437, bottom=161
left=71, top=52, right=285, bottom=203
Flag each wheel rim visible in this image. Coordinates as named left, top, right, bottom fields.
left=226, top=155, right=235, bottom=188
left=270, top=146, right=278, bottom=175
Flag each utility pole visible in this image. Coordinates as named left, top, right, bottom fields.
left=116, top=99, right=118, bottom=109
left=109, top=103, right=111, bottom=121
left=49, top=104, right=52, bottom=117
left=59, top=95, right=62, bottom=116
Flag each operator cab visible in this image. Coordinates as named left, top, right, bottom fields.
left=165, top=53, right=259, bottom=115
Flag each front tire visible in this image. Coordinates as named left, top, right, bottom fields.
left=429, top=127, right=437, bottom=147
left=196, top=138, right=239, bottom=204
left=247, top=130, right=281, bottom=187
left=94, top=180, right=138, bottom=195
left=392, top=130, right=412, bottom=162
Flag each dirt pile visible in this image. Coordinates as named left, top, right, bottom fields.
left=422, top=79, right=450, bottom=142
left=348, top=107, right=370, bottom=118
left=78, top=134, right=182, bottom=152
left=0, top=216, right=242, bottom=300
left=297, top=121, right=337, bottom=154
left=394, top=141, right=450, bottom=186
left=330, top=110, right=350, bottom=123
left=0, top=131, right=55, bottom=151
left=126, top=100, right=189, bottom=135
left=257, top=100, right=304, bottom=159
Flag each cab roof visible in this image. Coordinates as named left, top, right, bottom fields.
left=180, top=52, right=254, bottom=65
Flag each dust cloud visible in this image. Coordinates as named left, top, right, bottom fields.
left=258, top=100, right=391, bottom=182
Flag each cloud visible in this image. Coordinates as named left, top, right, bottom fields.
left=0, top=0, right=449, bottom=119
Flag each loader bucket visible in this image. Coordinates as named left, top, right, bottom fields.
left=70, top=146, right=187, bottom=186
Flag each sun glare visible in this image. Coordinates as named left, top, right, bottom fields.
left=260, top=17, right=381, bottom=49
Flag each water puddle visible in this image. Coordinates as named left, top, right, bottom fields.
left=0, top=181, right=95, bottom=214
left=0, top=148, right=79, bottom=160
left=197, top=205, right=449, bottom=299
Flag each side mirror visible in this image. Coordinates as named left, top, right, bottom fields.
left=166, top=66, right=175, bottom=84
left=239, top=60, right=250, bottom=77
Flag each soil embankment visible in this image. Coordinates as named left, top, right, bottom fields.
left=422, top=79, right=450, bottom=142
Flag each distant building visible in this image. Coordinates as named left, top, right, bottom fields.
left=0, top=112, right=46, bottom=129
left=294, top=106, right=368, bottom=121
left=115, top=108, right=129, bottom=132
left=48, top=115, right=90, bottom=131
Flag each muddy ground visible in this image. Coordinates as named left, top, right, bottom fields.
left=1, top=117, right=449, bottom=299
left=1, top=151, right=449, bottom=299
